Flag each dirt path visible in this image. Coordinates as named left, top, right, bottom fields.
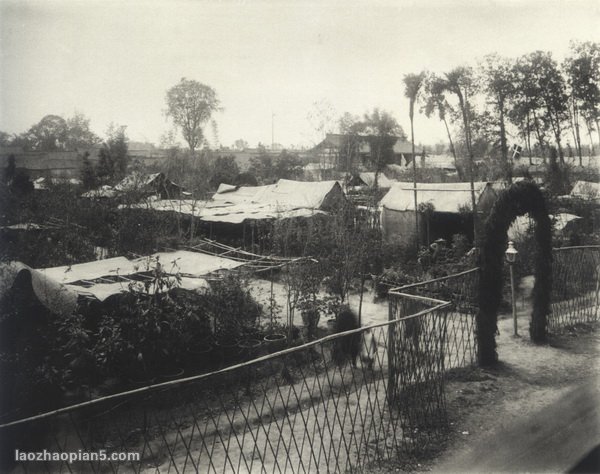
left=425, top=276, right=600, bottom=473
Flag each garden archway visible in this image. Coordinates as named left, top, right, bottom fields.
left=477, top=181, right=553, bottom=366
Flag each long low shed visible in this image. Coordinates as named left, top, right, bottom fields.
left=380, top=182, right=498, bottom=244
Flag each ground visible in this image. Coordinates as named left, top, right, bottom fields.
left=426, top=277, right=600, bottom=473
left=250, top=275, right=600, bottom=473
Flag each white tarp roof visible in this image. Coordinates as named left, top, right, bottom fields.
left=38, top=256, right=139, bottom=284
left=31, top=251, right=246, bottom=303
left=132, top=251, right=245, bottom=277
left=380, top=182, right=491, bottom=213
left=213, top=179, right=340, bottom=209
left=508, top=213, right=583, bottom=240
left=0, top=262, right=78, bottom=316
left=70, top=276, right=210, bottom=302
left=129, top=179, right=339, bottom=224
left=82, top=185, right=117, bottom=198
left=570, top=181, right=600, bottom=200
left=212, top=184, right=274, bottom=205
left=358, top=173, right=395, bottom=188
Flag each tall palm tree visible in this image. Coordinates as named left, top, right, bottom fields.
left=403, top=72, right=427, bottom=251
left=444, top=67, right=478, bottom=243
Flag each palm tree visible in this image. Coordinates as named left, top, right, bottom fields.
left=444, top=66, right=478, bottom=243
left=403, top=72, right=427, bottom=250
left=423, top=74, right=463, bottom=179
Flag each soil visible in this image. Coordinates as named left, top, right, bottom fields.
left=250, top=275, right=600, bottom=473
left=422, top=276, right=600, bottom=473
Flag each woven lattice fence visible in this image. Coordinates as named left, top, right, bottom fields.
left=390, top=268, right=479, bottom=370
left=1, top=300, right=451, bottom=473
left=549, top=246, right=600, bottom=332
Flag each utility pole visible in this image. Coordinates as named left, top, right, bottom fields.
left=271, top=112, right=275, bottom=150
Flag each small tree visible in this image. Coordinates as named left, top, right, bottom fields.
left=362, top=109, right=404, bottom=188
left=81, top=151, right=97, bottom=190
left=97, top=124, right=129, bottom=182
left=165, top=78, right=220, bottom=155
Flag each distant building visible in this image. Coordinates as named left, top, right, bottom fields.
left=311, top=133, right=424, bottom=171
left=83, top=172, right=183, bottom=199
left=0, top=147, right=101, bottom=180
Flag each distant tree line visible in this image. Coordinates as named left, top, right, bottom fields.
left=409, top=40, right=599, bottom=182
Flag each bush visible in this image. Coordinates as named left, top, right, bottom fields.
left=205, top=275, right=262, bottom=340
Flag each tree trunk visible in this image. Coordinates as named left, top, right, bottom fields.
left=532, top=110, right=546, bottom=162
left=410, top=109, right=419, bottom=251
left=585, top=119, right=595, bottom=157
left=498, top=98, right=509, bottom=182
left=443, top=118, right=457, bottom=159
left=525, top=112, right=533, bottom=165
left=457, top=89, right=477, bottom=244
left=573, top=100, right=583, bottom=166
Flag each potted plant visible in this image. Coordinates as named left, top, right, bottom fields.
left=263, top=322, right=287, bottom=353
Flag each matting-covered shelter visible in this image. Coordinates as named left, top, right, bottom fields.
left=126, top=179, right=347, bottom=251
left=570, top=180, right=600, bottom=203
left=0, top=250, right=247, bottom=314
left=380, top=181, right=498, bottom=244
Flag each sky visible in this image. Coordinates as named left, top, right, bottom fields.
left=1, top=0, right=599, bottom=149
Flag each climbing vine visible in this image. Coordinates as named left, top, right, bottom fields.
left=478, top=181, right=552, bottom=366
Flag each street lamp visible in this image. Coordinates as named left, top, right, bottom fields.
left=505, top=241, right=519, bottom=336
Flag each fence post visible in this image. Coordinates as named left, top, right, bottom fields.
left=387, top=296, right=396, bottom=406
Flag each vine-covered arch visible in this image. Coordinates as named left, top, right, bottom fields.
left=478, top=181, right=553, bottom=366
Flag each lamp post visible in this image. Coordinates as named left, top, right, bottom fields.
left=505, top=241, right=519, bottom=337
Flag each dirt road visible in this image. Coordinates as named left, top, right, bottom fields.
left=428, top=276, right=599, bottom=473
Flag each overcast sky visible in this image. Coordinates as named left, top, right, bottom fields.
left=1, top=0, right=599, bottom=149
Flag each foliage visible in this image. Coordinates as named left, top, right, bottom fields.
left=80, top=151, right=98, bottom=190
left=206, top=274, right=262, bottom=340
left=422, top=74, right=462, bottom=178
left=65, top=113, right=101, bottom=150
left=544, top=147, right=571, bottom=196
left=96, top=124, right=129, bottom=182
left=12, top=113, right=99, bottom=152
left=248, top=151, right=275, bottom=184
left=274, top=150, right=303, bottom=180
left=165, top=78, right=220, bottom=153
left=209, top=155, right=240, bottom=189
left=478, top=54, right=514, bottom=179
left=361, top=109, right=404, bottom=186
left=478, top=181, right=552, bottom=366
left=337, top=113, right=365, bottom=174
left=23, top=115, right=68, bottom=151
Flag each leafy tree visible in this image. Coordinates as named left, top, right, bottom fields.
left=522, top=52, right=569, bottom=163
left=65, top=113, right=100, bottom=150
left=274, top=150, right=303, bottom=180
left=233, top=139, right=248, bottom=150
left=97, top=125, right=129, bottom=182
left=248, top=145, right=276, bottom=183
left=563, top=41, right=600, bottom=162
left=443, top=66, right=478, bottom=240
left=81, top=152, right=97, bottom=190
left=26, top=115, right=68, bottom=151
left=0, top=131, right=12, bottom=146
left=233, top=172, right=258, bottom=186
left=165, top=78, right=220, bottom=154
left=209, top=155, right=240, bottom=188
left=337, top=113, right=364, bottom=175
left=362, top=108, right=404, bottom=188
left=422, top=74, right=462, bottom=177
left=479, top=54, right=514, bottom=179
left=4, top=155, right=16, bottom=184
